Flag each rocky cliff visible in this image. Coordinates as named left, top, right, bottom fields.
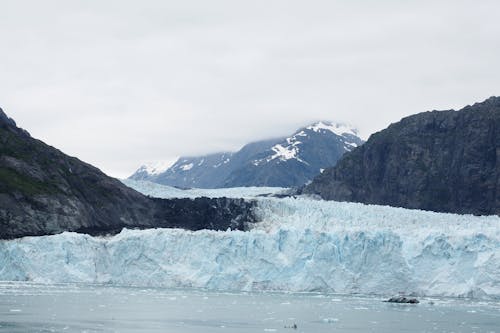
left=0, top=108, right=256, bottom=239
left=304, top=97, right=500, bottom=215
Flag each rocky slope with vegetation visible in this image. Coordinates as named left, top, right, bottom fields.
left=0, top=109, right=256, bottom=239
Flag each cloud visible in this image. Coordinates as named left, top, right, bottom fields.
left=1, top=0, right=499, bottom=177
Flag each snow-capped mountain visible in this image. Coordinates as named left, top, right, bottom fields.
left=128, top=161, right=173, bottom=181
left=129, top=121, right=364, bottom=188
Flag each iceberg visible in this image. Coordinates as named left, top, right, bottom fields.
left=1, top=189, right=499, bottom=298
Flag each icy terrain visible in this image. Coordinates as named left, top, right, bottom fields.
left=1, top=185, right=500, bottom=298
left=121, top=179, right=288, bottom=199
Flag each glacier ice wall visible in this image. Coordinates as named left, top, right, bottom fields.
left=1, top=196, right=499, bottom=298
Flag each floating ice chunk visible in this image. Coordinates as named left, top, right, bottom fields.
left=322, top=318, right=339, bottom=323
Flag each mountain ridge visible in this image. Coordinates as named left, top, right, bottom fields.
left=0, top=108, right=256, bottom=239
left=130, top=121, right=364, bottom=188
left=304, top=96, right=500, bottom=215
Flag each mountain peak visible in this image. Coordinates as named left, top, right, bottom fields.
left=0, top=107, right=17, bottom=129
left=304, top=121, right=358, bottom=137
left=130, top=120, right=364, bottom=188
left=304, top=97, right=500, bottom=215
left=129, top=160, right=175, bottom=181
left=139, top=161, right=174, bottom=176
left=0, top=107, right=30, bottom=137
left=476, top=96, right=500, bottom=107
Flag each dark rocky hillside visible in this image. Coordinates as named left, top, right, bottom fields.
left=304, top=97, right=500, bottom=215
left=0, top=108, right=256, bottom=239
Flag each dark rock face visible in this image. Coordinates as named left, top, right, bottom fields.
left=0, top=109, right=257, bottom=239
left=151, top=197, right=256, bottom=231
left=304, top=97, right=500, bottom=215
left=385, top=296, right=419, bottom=304
left=130, top=122, right=364, bottom=188
left=71, top=197, right=256, bottom=237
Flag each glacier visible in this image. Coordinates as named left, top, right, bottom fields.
left=1, top=183, right=500, bottom=298
left=121, top=179, right=288, bottom=199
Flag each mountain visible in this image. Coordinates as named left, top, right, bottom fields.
left=304, top=97, right=500, bottom=215
left=0, top=108, right=255, bottom=239
left=129, top=121, right=364, bottom=188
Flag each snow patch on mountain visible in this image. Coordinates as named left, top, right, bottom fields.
left=213, top=157, right=232, bottom=168
left=263, top=141, right=307, bottom=165
left=180, top=163, right=194, bottom=171
left=307, top=121, right=358, bottom=137
left=254, top=122, right=357, bottom=166
left=137, top=161, right=174, bottom=176
left=252, top=142, right=303, bottom=166
left=348, top=142, right=358, bottom=147
left=267, top=133, right=308, bottom=164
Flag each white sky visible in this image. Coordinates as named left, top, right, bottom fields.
left=1, top=0, right=499, bottom=178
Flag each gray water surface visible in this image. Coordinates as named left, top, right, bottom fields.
left=0, top=282, right=499, bottom=332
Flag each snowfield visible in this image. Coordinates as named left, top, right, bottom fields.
left=1, top=183, right=499, bottom=299
left=121, top=179, right=289, bottom=199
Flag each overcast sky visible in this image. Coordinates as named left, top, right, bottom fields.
left=1, top=0, right=499, bottom=178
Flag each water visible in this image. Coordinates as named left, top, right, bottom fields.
left=0, top=282, right=499, bottom=332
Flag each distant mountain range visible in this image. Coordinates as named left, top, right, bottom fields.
left=304, top=96, right=500, bottom=216
left=2, top=94, right=497, bottom=241
left=129, top=121, right=364, bottom=188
